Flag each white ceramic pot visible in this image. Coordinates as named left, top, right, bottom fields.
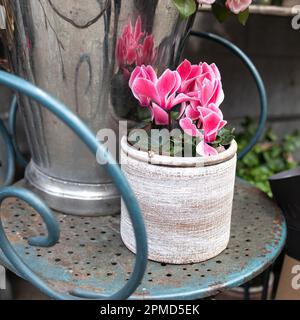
left=120, top=137, right=238, bottom=264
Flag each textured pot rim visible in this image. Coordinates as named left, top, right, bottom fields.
left=121, top=136, right=237, bottom=167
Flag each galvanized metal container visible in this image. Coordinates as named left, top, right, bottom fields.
left=8, top=0, right=193, bottom=215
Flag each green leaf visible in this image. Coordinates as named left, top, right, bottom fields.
left=211, top=3, right=230, bottom=23
left=213, top=127, right=235, bottom=147
left=238, top=8, right=249, bottom=26
left=236, top=117, right=300, bottom=198
left=172, top=0, right=197, bottom=19
left=243, top=153, right=259, bottom=167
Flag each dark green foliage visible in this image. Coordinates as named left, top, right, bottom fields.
left=236, top=118, right=300, bottom=197
left=128, top=123, right=235, bottom=157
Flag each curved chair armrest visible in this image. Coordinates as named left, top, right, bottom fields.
left=0, top=186, right=70, bottom=299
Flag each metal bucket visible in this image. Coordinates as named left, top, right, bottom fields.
left=8, top=0, right=193, bottom=216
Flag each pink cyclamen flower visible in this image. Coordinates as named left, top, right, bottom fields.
left=199, top=105, right=227, bottom=144
left=185, top=101, right=222, bottom=122
left=116, top=16, right=144, bottom=67
left=189, top=62, right=224, bottom=108
left=116, top=16, right=157, bottom=69
left=136, top=34, right=157, bottom=66
left=180, top=104, right=227, bottom=156
left=176, top=59, right=203, bottom=94
left=197, top=0, right=216, bottom=4
left=226, top=0, right=252, bottom=14
left=129, top=65, right=157, bottom=106
left=129, top=65, right=191, bottom=125
left=177, top=60, right=224, bottom=108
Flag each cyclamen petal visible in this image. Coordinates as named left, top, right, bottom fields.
left=179, top=117, right=203, bottom=137
left=190, top=65, right=203, bottom=78
left=197, top=105, right=225, bottom=144
left=177, top=61, right=202, bottom=94
left=201, top=62, right=221, bottom=81
left=137, top=35, right=157, bottom=66
left=129, top=66, right=143, bottom=88
left=132, top=77, right=161, bottom=105
left=145, top=65, right=158, bottom=83
left=130, top=66, right=185, bottom=111
left=197, top=0, right=216, bottom=4
left=210, top=63, right=221, bottom=80
left=129, top=65, right=157, bottom=88
left=210, top=81, right=225, bottom=107
left=226, top=0, right=252, bottom=14
left=202, top=112, right=223, bottom=143
left=134, top=16, right=143, bottom=41
left=177, top=59, right=192, bottom=82
left=151, top=103, right=169, bottom=125
left=201, top=78, right=215, bottom=106
left=196, top=141, right=218, bottom=157
left=156, top=70, right=179, bottom=107
left=173, top=70, right=182, bottom=94
left=199, top=104, right=223, bottom=119
left=218, top=120, right=227, bottom=131
left=127, top=46, right=138, bottom=65
left=186, top=104, right=200, bottom=120
left=203, top=112, right=222, bottom=131
left=166, top=92, right=193, bottom=110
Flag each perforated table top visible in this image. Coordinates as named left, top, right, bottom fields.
left=0, top=179, right=286, bottom=299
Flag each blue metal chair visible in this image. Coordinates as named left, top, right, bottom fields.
left=0, top=71, right=148, bottom=300
left=0, top=33, right=277, bottom=300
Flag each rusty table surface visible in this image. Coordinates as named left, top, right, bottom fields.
left=0, top=179, right=286, bottom=300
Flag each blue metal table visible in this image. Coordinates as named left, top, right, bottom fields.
left=0, top=178, right=286, bottom=300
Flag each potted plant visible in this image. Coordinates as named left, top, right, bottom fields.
left=120, top=59, right=237, bottom=264
left=117, top=0, right=252, bottom=265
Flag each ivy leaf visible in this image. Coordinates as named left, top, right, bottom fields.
left=238, top=8, right=249, bottom=26
left=214, top=127, right=235, bottom=147
left=172, top=0, right=197, bottom=19
left=211, top=3, right=230, bottom=23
